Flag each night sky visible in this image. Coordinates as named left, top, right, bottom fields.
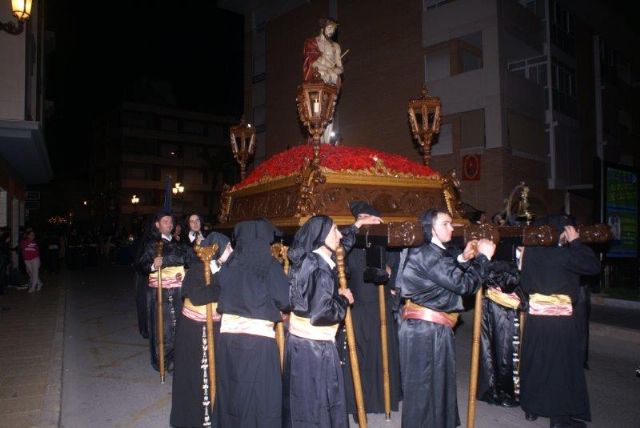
left=45, top=0, right=244, bottom=178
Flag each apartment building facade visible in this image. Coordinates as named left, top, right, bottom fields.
left=220, top=0, right=639, bottom=224
left=0, top=0, right=52, bottom=242
left=92, top=103, right=237, bottom=225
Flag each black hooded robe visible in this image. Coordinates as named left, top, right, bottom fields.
left=340, top=247, right=402, bottom=415
left=283, top=216, right=358, bottom=428
left=170, top=233, right=228, bottom=428
left=215, top=220, right=290, bottom=428
left=519, top=239, right=600, bottom=421
left=477, top=261, right=522, bottom=405
left=397, top=240, right=489, bottom=428
left=136, top=234, right=187, bottom=372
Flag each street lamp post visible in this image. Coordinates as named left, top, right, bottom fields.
left=296, top=73, right=338, bottom=166
left=229, top=120, right=257, bottom=180
left=408, top=86, right=442, bottom=167
left=1, top=0, right=32, bottom=35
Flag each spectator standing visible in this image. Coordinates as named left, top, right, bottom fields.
left=20, top=229, right=43, bottom=293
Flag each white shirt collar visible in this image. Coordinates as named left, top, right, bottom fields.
left=313, top=248, right=336, bottom=270
left=161, top=234, right=172, bottom=242
left=431, top=236, right=446, bottom=250
left=188, top=231, right=198, bottom=242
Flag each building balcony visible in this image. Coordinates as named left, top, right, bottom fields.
left=499, top=0, right=543, bottom=53
left=503, top=72, right=546, bottom=120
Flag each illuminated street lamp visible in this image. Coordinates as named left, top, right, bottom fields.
left=131, top=194, right=140, bottom=205
left=297, top=74, right=338, bottom=166
left=172, top=182, right=185, bottom=195
left=408, top=86, right=442, bottom=167
left=1, top=0, right=33, bottom=35
left=229, top=120, right=256, bottom=180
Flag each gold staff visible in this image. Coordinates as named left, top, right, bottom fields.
left=271, top=242, right=289, bottom=371
left=466, top=287, right=483, bottom=428
left=378, top=282, right=391, bottom=420
left=336, top=246, right=367, bottom=428
left=153, top=241, right=165, bottom=383
left=194, top=243, right=219, bottom=411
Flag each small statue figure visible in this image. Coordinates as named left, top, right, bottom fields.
left=303, top=18, right=344, bottom=88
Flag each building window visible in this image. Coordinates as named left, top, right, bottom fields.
left=124, top=138, right=155, bottom=156
left=184, top=169, right=203, bottom=185
left=425, top=47, right=450, bottom=81
left=160, top=117, right=179, bottom=132
left=160, top=143, right=181, bottom=158
left=183, top=121, right=205, bottom=136
left=550, top=0, right=575, bottom=56
left=508, top=110, right=546, bottom=157
left=425, top=32, right=483, bottom=81
left=124, top=111, right=152, bottom=129
left=460, top=109, right=485, bottom=149
left=431, top=123, right=453, bottom=155
left=551, top=60, right=576, bottom=117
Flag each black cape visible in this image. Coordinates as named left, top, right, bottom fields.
left=340, top=246, right=401, bottom=414
left=216, top=220, right=290, bottom=428
left=397, top=242, right=489, bottom=428
left=477, top=261, right=522, bottom=404
left=520, top=240, right=600, bottom=421
left=136, top=234, right=187, bottom=372
left=170, top=259, right=220, bottom=428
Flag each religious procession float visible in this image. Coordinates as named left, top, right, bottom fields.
left=210, top=18, right=612, bottom=428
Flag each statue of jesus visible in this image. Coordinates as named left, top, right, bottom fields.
left=303, top=18, right=343, bottom=88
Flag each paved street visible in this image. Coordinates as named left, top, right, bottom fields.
left=2, top=265, right=639, bottom=427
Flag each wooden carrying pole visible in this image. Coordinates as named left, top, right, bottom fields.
left=378, top=284, right=391, bottom=420
left=153, top=241, right=166, bottom=383
left=271, top=243, right=289, bottom=372
left=336, top=246, right=367, bottom=428
left=466, top=288, right=484, bottom=428
left=195, top=244, right=219, bottom=411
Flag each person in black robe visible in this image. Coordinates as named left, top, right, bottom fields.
left=215, top=219, right=290, bottom=428
left=170, top=232, right=231, bottom=428
left=477, top=259, right=523, bottom=407
left=187, top=213, right=207, bottom=247
left=283, top=214, right=381, bottom=428
left=520, top=215, right=600, bottom=428
left=396, top=208, right=495, bottom=428
left=136, top=211, right=187, bottom=373
left=340, top=201, right=401, bottom=417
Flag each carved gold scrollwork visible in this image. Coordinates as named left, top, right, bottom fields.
left=194, top=244, right=219, bottom=286
left=217, top=184, right=232, bottom=224
left=295, top=158, right=326, bottom=217
left=441, top=170, right=465, bottom=220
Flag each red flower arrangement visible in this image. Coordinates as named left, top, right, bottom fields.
left=234, top=143, right=438, bottom=190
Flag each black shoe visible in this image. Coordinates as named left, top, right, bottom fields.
left=500, top=396, right=519, bottom=408
left=480, top=391, right=500, bottom=405
left=525, top=412, right=538, bottom=421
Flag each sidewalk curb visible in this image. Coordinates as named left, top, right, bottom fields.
left=590, top=321, right=640, bottom=344
left=39, top=286, right=65, bottom=428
